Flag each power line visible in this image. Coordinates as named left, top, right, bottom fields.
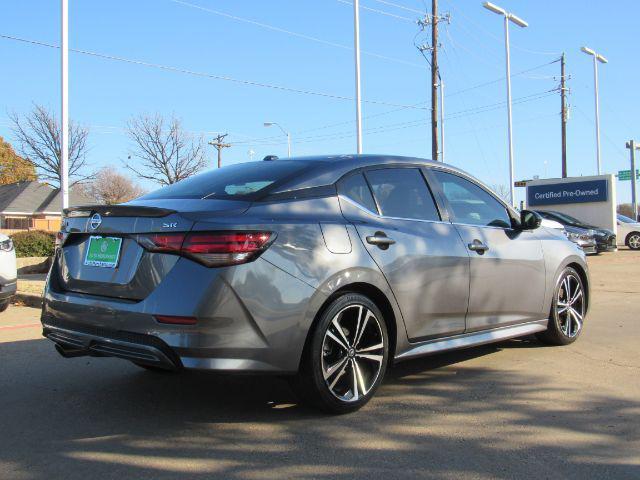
left=232, top=90, right=556, bottom=147
left=171, top=0, right=424, bottom=68
left=334, top=0, right=416, bottom=22
left=0, top=33, right=430, bottom=111
left=367, top=0, right=424, bottom=14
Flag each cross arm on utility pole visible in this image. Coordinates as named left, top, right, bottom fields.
left=209, top=134, right=231, bottom=169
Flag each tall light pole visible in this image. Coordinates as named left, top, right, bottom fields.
left=581, top=46, right=608, bottom=175
left=264, top=122, right=291, bottom=157
left=483, top=2, right=528, bottom=207
left=353, top=0, right=363, bottom=154
left=61, top=0, right=69, bottom=210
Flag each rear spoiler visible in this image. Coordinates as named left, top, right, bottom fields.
left=63, top=205, right=177, bottom=218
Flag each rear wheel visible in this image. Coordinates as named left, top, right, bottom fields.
left=537, top=267, right=585, bottom=346
left=626, top=232, right=640, bottom=250
left=294, top=293, right=389, bottom=414
left=0, top=300, right=9, bottom=313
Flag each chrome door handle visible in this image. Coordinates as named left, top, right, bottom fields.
left=366, top=232, right=396, bottom=250
left=468, top=240, right=489, bottom=254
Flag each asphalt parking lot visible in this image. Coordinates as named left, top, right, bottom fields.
left=1, top=252, right=638, bottom=479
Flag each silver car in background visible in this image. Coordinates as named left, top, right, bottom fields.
left=41, top=155, right=589, bottom=413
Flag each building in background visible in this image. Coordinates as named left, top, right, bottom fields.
left=0, top=181, right=91, bottom=232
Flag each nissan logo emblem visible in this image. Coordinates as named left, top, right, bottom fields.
left=89, top=213, right=102, bottom=230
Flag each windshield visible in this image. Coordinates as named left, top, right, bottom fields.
left=545, top=211, right=586, bottom=226
left=140, top=161, right=310, bottom=200
left=618, top=214, right=637, bottom=223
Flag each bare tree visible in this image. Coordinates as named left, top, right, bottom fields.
left=125, top=114, right=207, bottom=185
left=84, top=167, right=146, bottom=205
left=9, top=104, right=90, bottom=187
left=491, top=184, right=512, bottom=204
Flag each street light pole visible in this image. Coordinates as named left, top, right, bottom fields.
left=503, top=13, right=515, bottom=207
left=581, top=47, right=607, bottom=175
left=61, top=0, right=69, bottom=210
left=264, top=122, right=291, bottom=157
left=353, top=0, right=363, bottom=154
left=482, top=2, right=528, bottom=208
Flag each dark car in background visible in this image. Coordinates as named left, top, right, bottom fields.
left=534, top=210, right=616, bottom=253
left=41, top=155, right=590, bottom=413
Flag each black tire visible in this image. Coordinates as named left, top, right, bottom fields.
left=626, top=232, right=640, bottom=250
left=292, top=293, right=389, bottom=414
left=0, top=299, right=9, bottom=313
left=536, top=267, right=586, bottom=346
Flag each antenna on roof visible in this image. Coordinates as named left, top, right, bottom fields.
left=263, top=155, right=279, bottom=161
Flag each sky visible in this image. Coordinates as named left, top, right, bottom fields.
left=0, top=0, right=638, bottom=205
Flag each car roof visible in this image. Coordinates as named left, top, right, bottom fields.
left=270, top=154, right=468, bottom=192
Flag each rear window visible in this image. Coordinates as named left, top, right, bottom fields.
left=141, top=161, right=310, bottom=200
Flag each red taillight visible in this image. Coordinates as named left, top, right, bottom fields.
left=154, top=315, right=197, bottom=325
left=136, top=231, right=274, bottom=267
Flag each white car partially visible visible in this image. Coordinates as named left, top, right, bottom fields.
left=617, top=214, right=640, bottom=249
left=0, top=234, right=17, bottom=312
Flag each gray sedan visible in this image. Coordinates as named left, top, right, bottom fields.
left=41, top=155, right=589, bottom=413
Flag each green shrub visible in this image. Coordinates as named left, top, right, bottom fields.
left=10, top=230, right=55, bottom=258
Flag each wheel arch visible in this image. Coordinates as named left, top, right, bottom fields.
left=566, top=261, right=590, bottom=312
left=298, top=281, right=401, bottom=372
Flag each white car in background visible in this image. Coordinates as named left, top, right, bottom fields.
left=0, top=233, right=17, bottom=312
left=617, top=214, right=640, bottom=249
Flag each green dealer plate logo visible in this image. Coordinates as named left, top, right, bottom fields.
left=84, top=236, right=123, bottom=268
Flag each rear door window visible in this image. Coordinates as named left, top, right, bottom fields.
left=431, top=170, right=512, bottom=228
left=365, top=168, right=440, bottom=221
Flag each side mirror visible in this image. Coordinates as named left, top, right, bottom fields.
left=519, top=210, right=542, bottom=230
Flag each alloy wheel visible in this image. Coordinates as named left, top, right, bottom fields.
left=628, top=234, right=640, bottom=249
left=321, top=304, right=385, bottom=402
left=555, top=273, right=585, bottom=338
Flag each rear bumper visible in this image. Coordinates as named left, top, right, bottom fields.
left=43, top=319, right=181, bottom=370
left=41, top=257, right=319, bottom=373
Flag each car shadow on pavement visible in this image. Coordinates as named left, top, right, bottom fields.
left=0, top=337, right=638, bottom=480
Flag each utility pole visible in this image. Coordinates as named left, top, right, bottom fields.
left=626, top=140, right=640, bottom=220
left=560, top=53, right=568, bottom=177
left=209, top=134, right=231, bottom=169
left=430, top=0, right=439, bottom=162
left=416, top=6, right=449, bottom=162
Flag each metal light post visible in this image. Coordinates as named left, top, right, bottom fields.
left=264, top=122, right=291, bottom=157
left=483, top=2, right=528, bottom=207
left=581, top=46, right=608, bottom=175
left=61, top=0, right=69, bottom=210
left=353, top=0, right=363, bottom=154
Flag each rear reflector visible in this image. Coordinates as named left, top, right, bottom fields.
left=136, top=231, right=274, bottom=267
left=154, top=315, right=197, bottom=325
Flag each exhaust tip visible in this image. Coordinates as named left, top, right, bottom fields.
left=54, top=343, right=89, bottom=358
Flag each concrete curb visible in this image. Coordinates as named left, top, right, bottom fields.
left=12, top=292, right=43, bottom=309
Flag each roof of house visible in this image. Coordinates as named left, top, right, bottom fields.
left=0, top=181, right=92, bottom=215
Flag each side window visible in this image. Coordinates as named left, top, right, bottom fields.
left=432, top=170, right=512, bottom=228
left=338, top=173, right=378, bottom=213
left=365, top=168, right=440, bottom=221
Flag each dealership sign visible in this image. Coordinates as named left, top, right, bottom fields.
left=527, top=179, right=608, bottom=206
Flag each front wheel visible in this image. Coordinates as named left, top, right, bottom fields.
left=0, top=299, right=9, bottom=313
left=626, top=232, right=640, bottom=250
left=294, top=293, right=389, bottom=414
left=537, top=267, right=586, bottom=346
